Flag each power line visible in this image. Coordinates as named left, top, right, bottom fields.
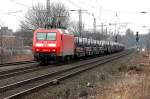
left=0, top=10, right=22, bottom=14
left=0, top=10, right=23, bottom=19
left=68, top=0, right=102, bottom=25
left=6, top=10, right=23, bottom=14
left=4, top=13, right=23, bottom=18
left=68, top=0, right=82, bottom=8
left=8, top=0, right=29, bottom=8
left=96, top=0, right=103, bottom=8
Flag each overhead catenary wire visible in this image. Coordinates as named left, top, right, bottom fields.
left=6, top=10, right=23, bottom=14
left=67, top=0, right=82, bottom=9
left=8, top=0, right=29, bottom=8
left=0, top=10, right=22, bottom=14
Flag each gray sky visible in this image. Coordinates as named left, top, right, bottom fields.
left=0, top=0, right=150, bottom=34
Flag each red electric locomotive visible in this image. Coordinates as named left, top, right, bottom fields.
left=33, top=28, right=74, bottom=63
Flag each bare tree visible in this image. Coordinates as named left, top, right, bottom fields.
left=68, top=21, right=87, bottom=37
left=20, top=2, right=70, bottom=30
left=68, top=21, right=80, bottom=36
left=119, top=28, right=136, bottom=47
left=17, top=2, right=70, bottom=47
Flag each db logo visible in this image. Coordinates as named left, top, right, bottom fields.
left=44, top=41, right=48, bottom=47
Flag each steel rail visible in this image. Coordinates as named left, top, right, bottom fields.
left=0, top=58, right=92, bottom=80
left=0, top=62, right=67, bottom=80
left=0, top=61, right=35, bottom=67
left=0, top=63, right=39, bottom=76
left=0, top=65, right=42, bottom=80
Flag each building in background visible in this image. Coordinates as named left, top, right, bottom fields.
left=0, top=27, right=13, bottom=36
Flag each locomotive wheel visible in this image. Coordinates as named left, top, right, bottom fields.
left=39, top=60, right=48, bottom=66
left=55, top=56, right=62, bottom=63
left=66, top=56, right=71, bottom=63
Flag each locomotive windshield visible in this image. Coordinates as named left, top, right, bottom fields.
left=47, top=33, right=56, bottom=40
left=37, top=32, right=56, bottom=41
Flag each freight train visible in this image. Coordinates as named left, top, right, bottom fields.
left=32, top=28, right=125, bottom=64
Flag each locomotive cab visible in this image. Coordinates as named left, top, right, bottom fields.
left=33, top=29, right=74, bottom=64
left=33, top=29, right=59, bottom=63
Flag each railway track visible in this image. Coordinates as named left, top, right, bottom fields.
left=0, top=50, right=133, bottom=99
left=0, top=62, right=40, bottom=79
left=0, top=61, right=35, bottom=67
left=0, top=64, right=44, bottom=80
left=0, top=58, right=85, bottom=80
left=0, top=54, right=112, bottom=80
left=0, top=60, right=41, bottom=79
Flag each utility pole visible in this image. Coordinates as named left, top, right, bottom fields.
left=78, top=9, right=82, bottom=37
left=106, top=27, right=107, bottom=36
left=71, top=9, right=89, bottom=37
left=136, top=31, right=139, bottom=51
left=101, top=23, right=103, bottom=34
left=46, top=0, right=50, bottom=28
left=148, top=30, right=150, bottom=55
left=0, top=29, right=3, bottom=63
left=115, top=12, right=118, bottom=42
left=93, top=16, right=96, bottom=34
left=146, top=31, right=150, bottom=49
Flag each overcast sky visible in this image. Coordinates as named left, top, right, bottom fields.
left=0, top=0, right=150, bottom=34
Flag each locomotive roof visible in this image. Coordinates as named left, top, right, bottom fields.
left=36, top=28, right=73, bottom=35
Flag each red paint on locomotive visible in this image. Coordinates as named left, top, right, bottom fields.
left=33, top=28, right=74, bottom=62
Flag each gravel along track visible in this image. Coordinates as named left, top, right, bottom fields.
left=0, top=49, right=132, bottom=99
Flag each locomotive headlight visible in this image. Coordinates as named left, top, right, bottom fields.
left=36, top=43, right=43, bottom=47
left=47, top=43, right=56, bottom=47
left=52, top=49, right=56, bottom=52
left=36, top=48, right=40, bottom=51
